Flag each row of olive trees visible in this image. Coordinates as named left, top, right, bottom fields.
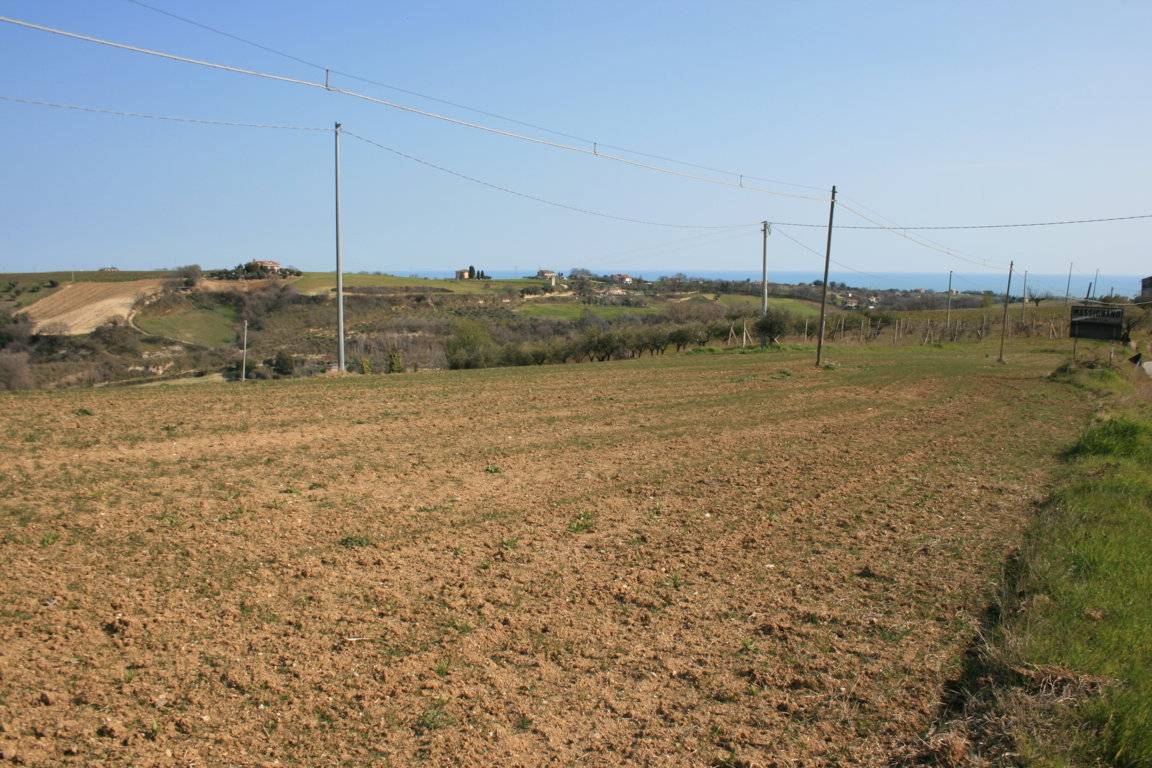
left=444, top=309, right=799, bottom=370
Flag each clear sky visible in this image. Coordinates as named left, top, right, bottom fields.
left=1, top=0, right=1149, bottom=289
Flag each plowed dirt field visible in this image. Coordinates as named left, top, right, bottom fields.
left=22, top=280, right=166, bottom=335
left=0, top=342, right=1091, bottom=766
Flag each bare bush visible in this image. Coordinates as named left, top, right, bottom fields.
left=0, top=351, right=33, bottom=390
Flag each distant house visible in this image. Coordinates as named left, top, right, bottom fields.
left=611, top=274, right=634, bottom=285
left=455, top=269, right=471, bottom=280
left=1142, top=275, right=1152, bottom=297
left=251, top=259, right=282, bottom=273
left=536, top=269, right=558, bottom=280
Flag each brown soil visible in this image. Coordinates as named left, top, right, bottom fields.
left=0, top=345, right=1090, bottom=766
left=22, top=281, right=166, bottom=335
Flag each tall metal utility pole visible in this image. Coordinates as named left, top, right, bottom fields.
left=945, top=270, right=953, bottom=331
left=1092, top=268, right=1100, bottom=299
left=760, top=221, right=770, bottom=316
left=334, top=121, right=346, bottom=372
left=240, top=319, right=248, bottom=382
left=1065, top=262, right=1073, bottom=303
left=998, top=261, right=1014, bottom=363
left=815, top=186, right=837, bottom=367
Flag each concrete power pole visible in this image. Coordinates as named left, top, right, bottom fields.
left=760, top=221, right=770, bottom=316
left=998, top=261, right=1014, bottom=363
left=1021, top=270, right=1028, bottom=323
left=945, top=270, right=953, bottom=332
left=334, top=122, right=346, bottom=372
left=815, top=186, right=837, bottom=367
left=240, top=319, right=248, bottom=382
left=1065, top=262, right=1073, bottom=304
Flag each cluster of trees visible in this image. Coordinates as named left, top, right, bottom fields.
left=205, top=261, right=303, bottom=281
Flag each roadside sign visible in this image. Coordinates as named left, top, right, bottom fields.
left=1069, top=305, right=1125, bottom=341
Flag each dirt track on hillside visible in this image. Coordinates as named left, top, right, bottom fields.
left=22, top=280, right=166, bottom=334
left=0, top=347, right=1090, bottom=766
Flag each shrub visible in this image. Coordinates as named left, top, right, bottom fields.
left=91, top=320, right=139, bottom=355
left=175, top=264, right=202, bottom=288
left=271, top=350, right=296, bottom=377
left=445, top=320, right=497, bottom=369
left=0, top=351, right=33, bottom=390
left=754, top=310, right=793, bottom=345
left=386, top=348, right=403, bottom=373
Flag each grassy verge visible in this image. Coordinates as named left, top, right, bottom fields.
left=1007, top=406, right=1152, bottom=765
left=931, top=364, right=1151, bottom=766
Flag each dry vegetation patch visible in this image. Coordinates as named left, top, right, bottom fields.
left=0, top=343, right=1092, bottom=765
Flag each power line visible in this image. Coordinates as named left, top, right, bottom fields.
left=1, top=90, right=759, bottom=230
left=836, top=200, right=1011, bottom=271
left=121, top=0, right=826, bottom=192
left=579, top=229, right=755, bottom=271
left=772, top=224, right=890, bottom=281
left=0, top=14, right=826, bottom=202
left=581, top=229, right=750, bottom=263
left=768, top=211, right=1152, bottom=231
left=0, top=94, right=330, bottom=131
left=343, top=130, right=759, bottom=229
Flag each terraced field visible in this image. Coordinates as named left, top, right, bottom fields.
left=0, top=340, right=1094, bottom=766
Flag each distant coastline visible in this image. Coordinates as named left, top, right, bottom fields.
left=398, top=269, right=1143, bottom=298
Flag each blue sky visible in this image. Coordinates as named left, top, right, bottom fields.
left=1, top=1, right=1149, bottom=289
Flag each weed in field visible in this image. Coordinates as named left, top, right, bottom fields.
left=433, top=658, right=451, bottom=677
left=484, top=465, right=502, bottom=474
left=568, top=511, right=595, bottom=533
left=338, top=535, right=373, bottom=549
left=1064, top=416, right=1150, bottom=460
left=38, top=532, right=60, bottom=547
left=74, top=407, right=93, bottom=416
left=441, top=618, right=471, bottom=635
left=413, top=699, right=452, bottom=735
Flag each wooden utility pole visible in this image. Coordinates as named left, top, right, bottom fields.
left=815, top=186, right=837, bottom=367
left=334, top=122, right=346, bottom=372
left=998, top=261, right=1014, bottom=363
left=760, top=221, right=770, bottom=316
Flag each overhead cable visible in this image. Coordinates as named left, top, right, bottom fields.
left=343, top=130, right=759, bottom=230
left=835, top=201, right=1010, bottom=271
left=0, top=14, right=826, bottom=201
left=772, top=224, right=890, bottom=281
left=0, top=94, right=330, bottom=131
left=768, top=212, right=1152, bottom=231
left=121, top=0, right=826, bottom=192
